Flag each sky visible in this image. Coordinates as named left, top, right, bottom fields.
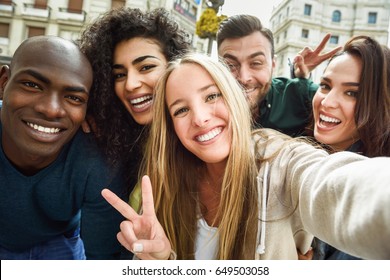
left=220, top=0, right=283, bottom=27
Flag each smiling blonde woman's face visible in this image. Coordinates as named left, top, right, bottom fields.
left=166, top=63, right=231, bottom=165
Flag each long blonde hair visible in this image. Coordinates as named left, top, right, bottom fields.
left=141, top=53, right=259, bottom=259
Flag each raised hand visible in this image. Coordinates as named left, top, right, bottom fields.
left=101, top=175, right=172, bottom=260
left=293, top=33, right=343, bottom=79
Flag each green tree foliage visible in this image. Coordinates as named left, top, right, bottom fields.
left=196, top=8, right=227, bottom=40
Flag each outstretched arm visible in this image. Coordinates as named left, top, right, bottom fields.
left=293, top=33, right=342, bottom=79
left=102, top=175, right=172, bottom=260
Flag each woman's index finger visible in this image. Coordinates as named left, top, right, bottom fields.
left=140, top=175, right=156, bottom=217
left=314, top=33, right=331, bottom=53
left=101, top=188, right=138, bottom=221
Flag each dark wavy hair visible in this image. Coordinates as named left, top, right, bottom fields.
left=345, top=36, right=390, bottom=157
left=79, top=7, right=191, bottom=189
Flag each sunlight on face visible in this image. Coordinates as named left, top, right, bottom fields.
left=165, top=63, right=231, bottom=165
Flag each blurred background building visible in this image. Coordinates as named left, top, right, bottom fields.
left=1, top=0, right=389, bottom=82
left=0, top=0, right=207, bottom=65
left=270, top=0, right=390, bottom=81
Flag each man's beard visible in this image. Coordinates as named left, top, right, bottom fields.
left=244, top=80, right=272, bottom=113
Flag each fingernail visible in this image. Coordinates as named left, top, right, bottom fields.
left=133, top=243, right=143, bottom=253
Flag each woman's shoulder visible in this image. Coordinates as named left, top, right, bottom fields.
left=251, top=128, right=292, bottom=145
left=251, top=128, right=323, bottom=159
left=252, top=128, right=291, bottom=139
left=251, top=128, right=291, bottom=157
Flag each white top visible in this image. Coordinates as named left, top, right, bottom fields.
left=195, top=218, right=218, bottom=260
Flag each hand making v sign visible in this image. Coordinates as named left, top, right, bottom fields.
left=101, top=175, right=173, bottom=260
left=293, top=33, right=343, bottom=79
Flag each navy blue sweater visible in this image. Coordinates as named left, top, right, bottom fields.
left=0, top=125, right=126, bottom=259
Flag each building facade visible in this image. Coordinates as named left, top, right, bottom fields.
left=0, top=0, right=204, bottom=64
left=269, top=0, right=390, bottom=81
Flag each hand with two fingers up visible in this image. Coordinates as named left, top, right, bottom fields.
left=293, top=33, right=343, bottom=79
left=101, top=175, right=173, bottom=260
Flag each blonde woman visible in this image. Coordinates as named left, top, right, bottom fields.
left=102, top=53, right=390, bottom=260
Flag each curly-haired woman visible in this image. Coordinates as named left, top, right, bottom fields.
left=79, top=7, right=191, bottom=193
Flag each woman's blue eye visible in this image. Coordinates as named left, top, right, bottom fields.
left=206, top=93, right=222, bottom=101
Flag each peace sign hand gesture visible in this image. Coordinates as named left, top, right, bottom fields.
left=293, top=33, right=343, bottom=79
left=102, top=175, right=173, bottom=260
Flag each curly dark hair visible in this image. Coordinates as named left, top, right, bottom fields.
left=79, top=7, right=191, bottom=189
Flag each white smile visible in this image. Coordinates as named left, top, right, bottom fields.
left=26, top=122, right=61, bottom=134
left=320, top=114, right=341, bottom=124
left=196, top=127, right=222, bottom=142
left=130, top=95, right=153, bottom=109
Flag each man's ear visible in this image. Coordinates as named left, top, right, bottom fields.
left=271, top=55, right=276, bottom=70
left=0, top=65, right=10, bottom=99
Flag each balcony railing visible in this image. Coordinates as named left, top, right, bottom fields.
left=21, top=3, right=51, bottom=20
left=0, top=38, right=10, bottom=61
left=0, top=37, right=10, bottom=45
left=57, top=7, right=86, bottom=23
left=0, top=1, right=16, bottom=17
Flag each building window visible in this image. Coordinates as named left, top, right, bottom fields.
left=182, top=0, right=189, bottom=10
left=286, top=7, right=289, bottom=17
left=68, top=0, right=83, bottom=13
left=368, top=12, right=377, bottom=24
left=304, top=4, right=312, bottom=16
left=28, top=26, right=45, bottom=37
left=0, top=22, right=9, bottom=46
left=330, top=35, right=339, bottom=44
left=0, top=22, right=10, bottom=39
left=301, top=29, right=309, bottom=39
left=34, top=0, right=47, bottom=9
left=332, top=10, right=341, bottom=22
left=190, top=5, right=197, bottom=16
left=111, top=0, right=125, bottom=9
left=284, top=30, right=287, bottom=38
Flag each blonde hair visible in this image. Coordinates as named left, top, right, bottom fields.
left=140, top=53, right=259, bottom=259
